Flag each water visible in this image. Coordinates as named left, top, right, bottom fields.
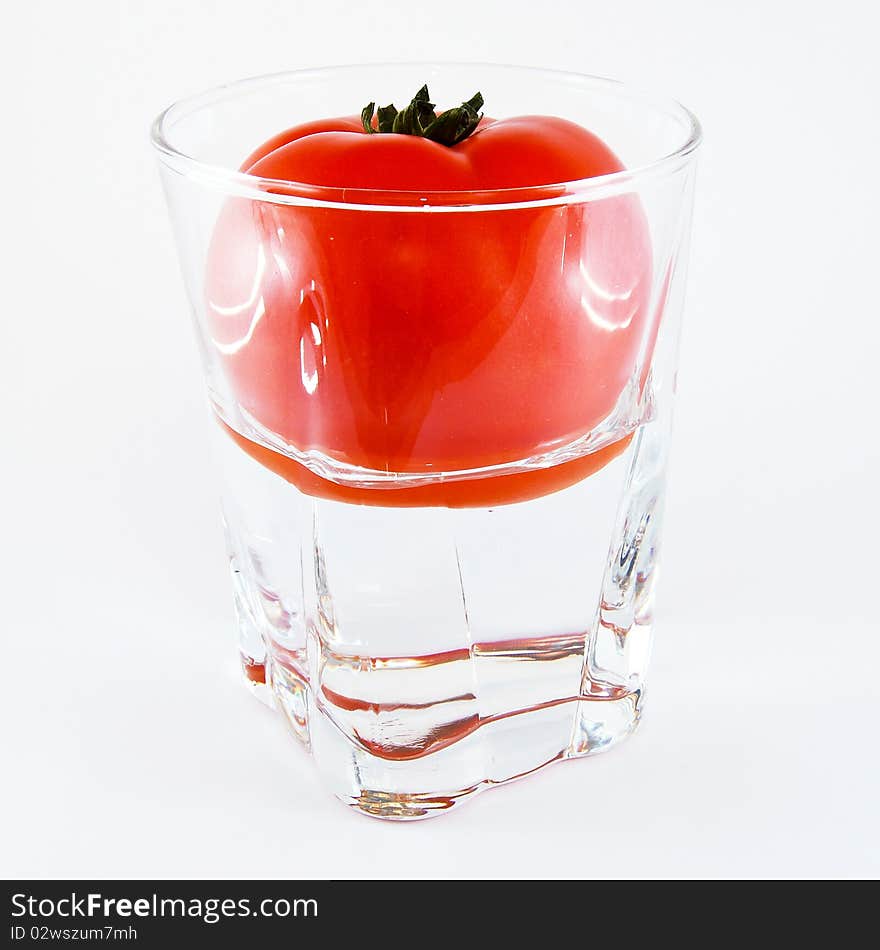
left=214, top=414, right=668, bottom=819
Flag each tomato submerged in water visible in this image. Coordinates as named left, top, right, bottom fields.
left=207, top=86, right=652, bottom=504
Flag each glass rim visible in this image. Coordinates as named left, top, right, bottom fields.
left=150, top=62, right=702, bottom=212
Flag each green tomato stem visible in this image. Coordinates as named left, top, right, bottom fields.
left=361, top=85, right=484, bottom=146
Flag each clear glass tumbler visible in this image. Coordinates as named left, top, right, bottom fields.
left=152, top=63, right=701, bottom=819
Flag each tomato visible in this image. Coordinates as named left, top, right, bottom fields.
left=206, top=86, right=652, bottom=487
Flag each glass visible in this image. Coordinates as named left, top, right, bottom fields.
left=151, top=63, right=701, bottom=819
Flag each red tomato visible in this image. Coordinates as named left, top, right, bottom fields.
left=206, top=94, right=652, bottom=478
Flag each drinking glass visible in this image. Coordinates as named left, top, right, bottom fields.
left=152, top=63, right=701, bottom=819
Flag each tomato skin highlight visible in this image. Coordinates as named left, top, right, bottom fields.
left=206, top=111, right=652, bottom=479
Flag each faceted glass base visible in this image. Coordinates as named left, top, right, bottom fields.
left=219, top=395, right=666, bottom=821
left=248, top=651, right=642, bottom=820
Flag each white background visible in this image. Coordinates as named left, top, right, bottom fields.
left=2, top=0, right=878, bottom=879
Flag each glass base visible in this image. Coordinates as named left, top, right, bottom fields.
left=245, top=651, right=641, bottom=820
left=219, top=413, right=665, bottom=821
